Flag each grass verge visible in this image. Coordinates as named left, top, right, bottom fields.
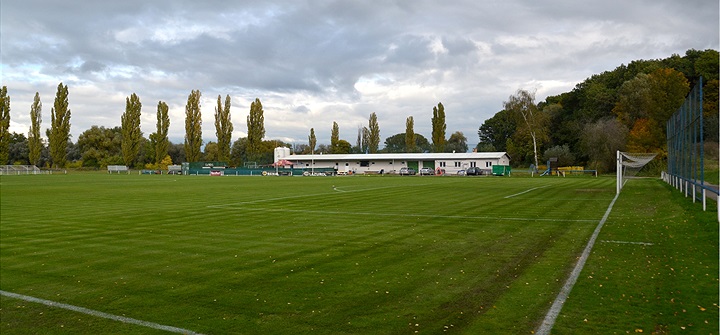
left=551, top=178, right=719, bottom=334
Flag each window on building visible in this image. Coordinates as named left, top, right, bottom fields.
left=454, top=161, right=461, bottom=167
left=470, top=162, right=477, bottom=167
left=360, top=161, right=370, bottom=167
left=486, top=161, right=492, bottom=167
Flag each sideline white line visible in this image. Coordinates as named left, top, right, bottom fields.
left=504, top=185, right=549, bottom=198
left=535, top=192, right=620, bottom=335
left=0, top=290, right=204, bottom=335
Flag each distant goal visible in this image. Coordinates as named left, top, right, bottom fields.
left=0, top=165, right=46, bottom=175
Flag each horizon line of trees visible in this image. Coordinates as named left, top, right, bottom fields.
left=478, top=48, right=719, bottom=173
left=2, top=49, right=716, bottom=171
left=0, top=86, right=470, bottom=168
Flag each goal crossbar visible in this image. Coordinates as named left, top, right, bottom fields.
left=616, top=151, right=658, bottom=194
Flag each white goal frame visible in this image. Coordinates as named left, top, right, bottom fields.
left=616, top=151, right=658, bottom=194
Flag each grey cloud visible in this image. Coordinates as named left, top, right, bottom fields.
left=1, top=0, right=717, bottom=149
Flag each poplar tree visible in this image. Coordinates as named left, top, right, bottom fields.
left=121, top=93, right=142, bottom=167
left=308, top=128, right=316, bottom=153
left=154, top=101, right=170, bottom=165
left=246, top=98, right=265, bottom=163
left=330, top=121, right=339, bottom=153
left=355, top=126, right=363, bottom=153
left=28, top=92, right=43, bottom=166
left=0, top=86, right=10, bottom=165
left=184, top=90, right=203, bottom=162
left=215, top=94, right=233, bottom=162
left=405, top=116, right=416, bottom=153
left=49, top=82, right=71, bottom=168
left=368, top=113, right=380, bottom=153
left=431, top=102, right=446, bottom=153
left=361, top=126, right=370, bottom=154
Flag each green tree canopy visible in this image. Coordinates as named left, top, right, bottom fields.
left=580, top=118, right=627, bottom=173
left=368, top=113, right=380, bottom=153
left=77, top=126, right=122, bottom=167
left=184, top=90, right=202, bottom=162
left=203, top=141, right=218, bottom=161
left=153, top=101, right=170, bottom=165
left=215, top=94, right=233, bottom=162
left=477, top=109, right=515, bottom=152
left=383, top=133, right=431, bottom=153
left=28, top=92, right=43, bottom=166
left=330, top=121, right=340, bottom=153
left=335, top=139, right=352, bottom=154
left=543, top=144, right=575, bottom=167
left=0, top=86, right=11, bottom=164
left=504, top=89, right=548, bottom=168
left=446, top=131, right=468, bottom=153
left=405, top=116, right=416, bottom=153
left=49, top=82, right=71, bottom=168
left=121, top=93, right=142, bottom=167
left=431, top=102, right=446, bottom=153
left=246, top=98, right=265, bottom=162
left=308, top=128, right=316, bottom=153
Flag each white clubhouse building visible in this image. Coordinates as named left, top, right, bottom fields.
left=274, top=147, right=511, bottom=175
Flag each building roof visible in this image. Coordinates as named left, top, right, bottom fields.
left=284, top=152, right=509, bottom=161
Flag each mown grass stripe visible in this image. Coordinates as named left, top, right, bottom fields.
left=221, top=206, right=599, bottom=222
left=536, top=192, right=620, bottom=334
left=504, top=185, right=550, bottom=198
left=0, top=290, right=204, bottom=335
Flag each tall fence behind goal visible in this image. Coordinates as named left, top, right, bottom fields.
left=663, top=76, right=719, bottom=220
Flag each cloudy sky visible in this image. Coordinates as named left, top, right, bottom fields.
left=2, top=0, right=718, bottom=150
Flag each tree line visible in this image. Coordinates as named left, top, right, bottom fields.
left=4, top=49, right=712, bottom=170
left=478, top=48, right=719, bottom=172
left=0, top=87, right=469, bottom=168
left=0, top=86, right=265, bottom=169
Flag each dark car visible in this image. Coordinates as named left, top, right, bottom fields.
left=466, top=167, right=483, bottom=175
left=399, top=167, right=416, bottom=175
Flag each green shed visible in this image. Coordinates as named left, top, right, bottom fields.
left=492, top=165, right=511, bottom=176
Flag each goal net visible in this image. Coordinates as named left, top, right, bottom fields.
left=616, top=151, right=658, bottom=194
left=0, top=165, right=43, bottom=175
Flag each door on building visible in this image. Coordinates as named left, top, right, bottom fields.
left=407, top=161, right=419, bottom=171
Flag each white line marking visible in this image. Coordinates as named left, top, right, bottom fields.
left=504, top=185, right=549, bottom=198
left=600, top=240, right=654, bottom=246
left=0, top=290, right=204, bottom=335
left=536, top=192, right=620, bottom=335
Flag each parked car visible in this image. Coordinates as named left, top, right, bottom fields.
left=456, top=169, right=466, bottom=176
left=466, top=167, right=483, bottom=175
left=419, top=167, right=435, bottom=175
left=399, top=167, right=416, bottom=175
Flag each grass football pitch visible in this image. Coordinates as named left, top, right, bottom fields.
left=0, top=173, right=717, bottom=334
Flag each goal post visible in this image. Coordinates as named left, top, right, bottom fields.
left=616, top=151, right=658, bottom=194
